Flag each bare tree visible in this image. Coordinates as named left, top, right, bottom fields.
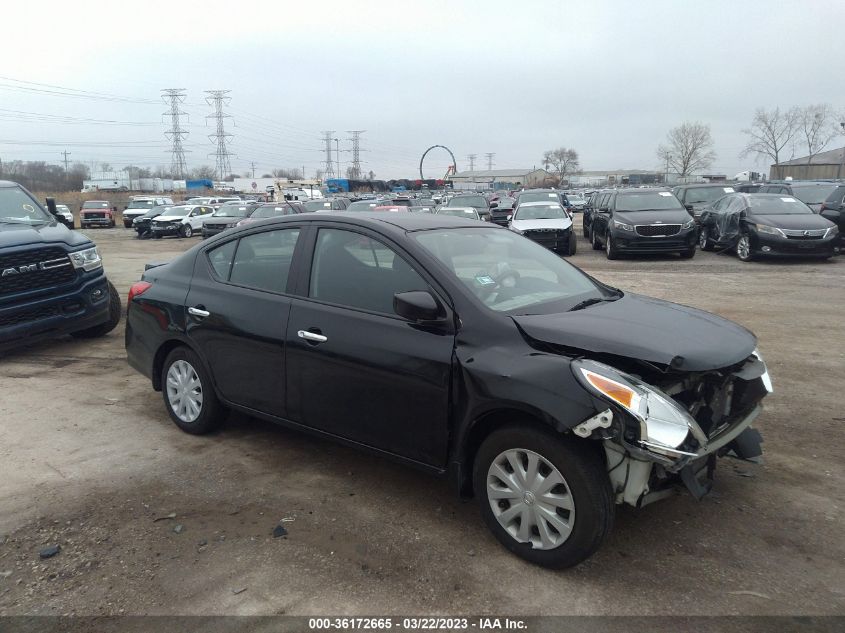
left=191, top=165, right=216, bottom=179
left=272, top=168, right=304, bottom=179
left=542, top=148, right=580, bottom=184
left=798, top=104, right=839, bottom=166
left=741, top=107, right=800, bottom=179
left=656, top=121, right=716, bottom=177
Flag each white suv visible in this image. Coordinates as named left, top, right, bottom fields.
left=122, top=196, right=175, bottom=227
left=149, top=204, right=213, bottom=239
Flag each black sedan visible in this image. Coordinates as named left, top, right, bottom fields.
left=490, top=196, right=516, bottom=225
left=590, top=189, right=697, bottom=259
left=126, top=213, right=770, bottom=568
left=132, top=206, right=171, bottom=239
left=698, top=193, right=838, bottom=261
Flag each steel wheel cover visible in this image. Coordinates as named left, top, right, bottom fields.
left=166, top=360, right=203, bottom=423
left=737, top=235, right=750, bottom=259
left=487, top=448, right=575, bottom=550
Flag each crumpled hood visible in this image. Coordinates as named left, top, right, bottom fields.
left=0, top=220, right=92, bottom=250
left=512, top=293, right=756, bottom=372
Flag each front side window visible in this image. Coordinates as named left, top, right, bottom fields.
left=309, top=228, right=428, bottom=314
left=214, top=229, right=301, bottom=293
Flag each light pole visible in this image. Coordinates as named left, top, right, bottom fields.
left=334, top=138, right=341, bottom=180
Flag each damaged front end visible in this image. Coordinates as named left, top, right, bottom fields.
left=571, top=351, right=772, bottom=507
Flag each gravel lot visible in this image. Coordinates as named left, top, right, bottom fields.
left=1, top=218, right=843, bottom=616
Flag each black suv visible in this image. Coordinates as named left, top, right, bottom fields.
left=0, top=181, right=121, bottom=350
left=589, top=189, right=697, bottom=259
left=757, top=181, right=843, bottom=212
left=671, top=184, right=738, bottom=224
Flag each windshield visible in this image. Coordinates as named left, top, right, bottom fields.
left=0, top=187, right=51, bottom=223
left=347, top=201, right=379, bottom=212
left=82, top=201, right=110, bottom=209
left=789, top=184, right=839, bottom=205
left=616, top=191, right=683, bottom=211
left=683, top=187, right=734, bottom=204
left=448, top=195, right=486, bottom=208
left=438, top=208, right=479, bottom=218
left=143, top=206, right=170, bottom=218
left=514, top=204, right=566, bottom=220
left=127, top=200, right=156, bottom=209
left=252, top=206, right=291, bottom=218
left=748, top=196, right=813, bottom=215
left=212, top=206, right=250, bottom=217
left=414, top=228, right=605, bottom=313
left=518, top=192, right=561, bottom=204
left=304, top=200, right=333, bottom=212
left=162, top=206, right=192, bottom=217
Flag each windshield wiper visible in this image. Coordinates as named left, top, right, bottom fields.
left=0, top=218, right=45, bottom=225
left=569, top=295, right=619, bottom=311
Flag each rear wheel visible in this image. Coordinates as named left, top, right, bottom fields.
left=161, top=347, right=225, bottom=434
left=582, top=219, right=590, bottom=238
left=473, top=427, right=613, bottom=568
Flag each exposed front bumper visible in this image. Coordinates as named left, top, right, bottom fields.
left=80, top=217, right=112, bottom=226
left=613, top=228, right=697, bottom=253
left=521, top=227, right=572, bottom=251
left=751, top=231, right=837, bottom=257
left=150, top=224, right=182, bottom=237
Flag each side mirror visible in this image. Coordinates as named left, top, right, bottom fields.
left=507, top=214, right=513, bottom=221
left=393, top=290, right=445, bottom=323
left=490, top=202, right=498, bottom=208
left=599, top=207, right=609, bottom=213
left=45, top=197, right=58, bottom=215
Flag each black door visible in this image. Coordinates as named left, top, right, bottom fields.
left=185, top=227, right=304, bottom=417
left=285, top=226, right=454, bottom=467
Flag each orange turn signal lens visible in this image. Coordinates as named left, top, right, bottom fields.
left=583, top=370, right=637, bottom=409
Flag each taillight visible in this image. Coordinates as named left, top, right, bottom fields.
left=128, top=281, right=152, bottom=305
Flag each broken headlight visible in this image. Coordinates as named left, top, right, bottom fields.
left=573, top=360, right=707, bottom=458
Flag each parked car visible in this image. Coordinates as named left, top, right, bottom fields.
left=201, top=204, right=261, bottom=238
left=818, top=184, right=845, bottom=249
left=54, top=204, right=74, bottom=229
left=346, top=200, right=382, bottom=212
left=515, top=189, right=571, bottom=211
left=490, top=196, right=516, bottom=226
left=436, top=206, right=483, bottom=220
left=757, top=182, right=842, bottom=212
left=133, top=206, right=171, bottom=239
left=671, top=184, right=737, bottom=223
left=509, top=201, right=576, bottom=255
left=565, top=192, right=587, bottom=211
left=235, top=202, right=305, bottom=227
left=0, top=183, right=121, bottom=350
left=416, top=198, right=437, bottom=213
left=149, top=204, right=214, bottom=239
left=590, top=189, right=697, bottom=259
left=79, top=200, right=116, bottom=229
left=698, top=193, right=838, bottom=261
left=303, top=198, right=350, bottom=213
left=126, top=213, right=770, bottom=568
left=122, top=197, right=175, bottom=228
left=446, top=194, right=492, bottom=221
left=583, top=190, right=612, bottom=238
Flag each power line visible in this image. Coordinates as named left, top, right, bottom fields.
left=162, top=89, right=189, bottom=179
left=347, top=130, right=365, bottom=179
left=321, top=131, right=335, bottom=179
left=205, top=90, right=233, bottom=182
left=466, top=154, right=477, bottom=171
left=485, top=152, right=496, bottom=170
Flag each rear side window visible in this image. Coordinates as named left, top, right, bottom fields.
left=229, top=229, right=301, bottom=293
left=309, top=228, right=428, bottom=314
left=208, top=241, right=237, bottom=279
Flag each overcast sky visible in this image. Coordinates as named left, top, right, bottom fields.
left=1, top=0, right=844, bottom=180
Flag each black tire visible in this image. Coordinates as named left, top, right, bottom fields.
left=70, top=281, right=121, bottom=339
left=699, top=227, right=714, bottom=251
left=160, top=346, right=225, bottom=435
left=591, top=226, right=602, bottom=250
left=473, top=426, right=614, bottom=569
left=153, top=233, right=162, bottom=239
left=582, top=219, right=590, bottom=238
left=181, top=224, right=193, bottom=238
left=679, top=246, right=696, bottom=259
left=567, top=231, right=577, bottom=256
left=605, top=231, right=619, bottom=260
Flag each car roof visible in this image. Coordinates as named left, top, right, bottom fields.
left=674, top=183, right=733, bottom=189
left=518, top=200, right=563, bottom=207
left=242, top=211, right=495, bottom=233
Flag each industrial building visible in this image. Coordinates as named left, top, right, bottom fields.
left=448, top=168, right=552, bottom=190
left=771, top=147, right=845, bottom=180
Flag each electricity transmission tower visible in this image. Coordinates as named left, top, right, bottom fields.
left=321, top=131, right=336, bottom=179
left=205, top=90, right=233, bottom=182
left=485, top=152, right=496, bottom=170
left=161, top=89, right=189, bottom=179
left=466, top=154, right=477, bottom=171
left=346, top=130, right=365, bottom=179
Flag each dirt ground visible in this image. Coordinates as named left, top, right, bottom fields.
left=0, top=217, right=843, bottom=617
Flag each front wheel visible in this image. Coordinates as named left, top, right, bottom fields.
left=161, top=347, right=225, bottom=434
left=736, top=233, right=754, bottom=262
left=567, top=231, right=577, bottom=256
left=181, top=224, right=193, bottom=238
left=70, top=281, right=121, bottom=339
left=605, top=231, right=619, bottom=260
left=591, top=226, right=602, bottom=250
left=680, top=246, right=696, bottom=259
left=473, top=427, right=614, bottom=568
left=699, top=227, right=714, bottom=251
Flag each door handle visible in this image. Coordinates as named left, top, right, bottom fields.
left=298, top=330, right=327, bottom=343
left=188, top=306, right=210, bottom=318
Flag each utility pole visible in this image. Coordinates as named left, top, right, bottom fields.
left=334, top=137, right=341, bottom=179
left=485, top=153, right=495, bottom=171
left=161, top=89, right=189, bottom=179
left=346, top=130, right=365, bottom=179
left=467, top=154, right=477, bottom=172
left=250, top=162, right=257, bottom=178
left=205, top=90, right=233, bottom=183
left=61, top=150, right=71, bottom=173
left=321, top=131, right=336, bottom=179
left=665, top=153, right=672, bottom=184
